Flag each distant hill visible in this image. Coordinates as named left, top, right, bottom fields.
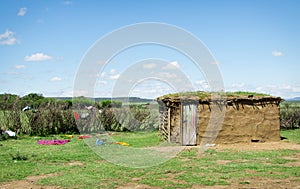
left=53, top=97, right=154, bottom=103
left=285, top=97, right=300, bottom=102
left=96, top=97, right=154, bottom=103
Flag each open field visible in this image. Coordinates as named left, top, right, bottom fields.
left=0, top=130, right=300, bottom=188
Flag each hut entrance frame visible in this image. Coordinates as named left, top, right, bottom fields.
left=181, top=103, right=197, bottom=145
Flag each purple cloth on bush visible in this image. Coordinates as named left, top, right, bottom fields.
left=37, top=139, right=71, bottom=145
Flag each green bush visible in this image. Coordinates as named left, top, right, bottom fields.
left=280, top=102, right=300, bottom=129
left=10, top=151, right=28, bottom=161
left=99, top=100, right=122, bottom=109
left=0, top=94, right=79, bottom=136
left=0, top=93, right=158, bottom=135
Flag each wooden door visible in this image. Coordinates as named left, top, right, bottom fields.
left=181, top=104, right=197, bottom=145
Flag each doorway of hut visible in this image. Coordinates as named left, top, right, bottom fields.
left=181, top=103, right=197, bottom=145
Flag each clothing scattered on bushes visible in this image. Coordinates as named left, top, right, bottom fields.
left=2, top=131, right=16, bottom=137
left=64, top=134, right=73, bottom=138
left=113, top=141, right=130, bottom=146
left=96, top=138, right=104, bottom=145
left=94, top=138, right=130, bottom=146
left=74, top=112, right=80, bottom=120
left=78, top=135, right=90, bottom=139
left=37, top=139, right=71, bottom=145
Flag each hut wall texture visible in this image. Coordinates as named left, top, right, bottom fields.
left=169, top=106, right=181, bottom=143
left=169, top=101, right=280, bottom=144
left=197, top=102, right=280, bottom=144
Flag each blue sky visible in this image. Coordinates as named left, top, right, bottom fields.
left=0, top=0, right=299, bottom=99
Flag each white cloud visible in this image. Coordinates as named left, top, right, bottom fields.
left=0, top=30, right=17, bottom=45
left=128, top=80, right=176, bottom=99
left=73, top=90, right=91, bottom=97
left=110, top=74, right=120, bottom=80
left=50, top=77, right=62, bottom=81
left=170, top=61, right=179, bottom=67
left=60, top=90, right=73, bottom=97
left=226, top=83, right=255, bottom=93
left=14, top=65, right=25, bottom=69
left=163, top=61, right=180, bottom=70
left=211, top=60, right=219, bottom=64
left=195, top=80, right=207, bottom=85
left=272, top=50, right=284, bottom=57
left=107, top=69, right=120, bottom=80
left=62, top=1, right=72, bottom=5
left=226, top=83, right=300, bottom=99
left=157, top=72, right=177, bottom=79
left=97, top=80, right=107, bottom=85
left=6, top=71, right=19, bottom=75
left=18, top=7, right=27, bottom=16
left=109, top=69, right=116, bottom=74
left=24, top=53, right=52, bottom=62
left=195, top=80, right=210, bottom=90
left=231, top=82, right=246, bottom=88
left=99, top=72, right=106, bottom=78
left=143, top=63, right=156, bottom=69
left=254, top=84, right=300, bottom=99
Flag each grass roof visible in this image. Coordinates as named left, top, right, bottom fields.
left=225, top=91, right=270, bottom=97
left=157, top=91, right=271, bottom=100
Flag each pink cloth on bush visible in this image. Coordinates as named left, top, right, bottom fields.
left=37, top=139, right=71, bottom=145
left=78, top=135, right=90, bottom=139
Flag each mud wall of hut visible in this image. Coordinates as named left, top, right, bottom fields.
left=167, top=100, right=281, bottom=144
left=169, top=106, right=181, bottom=143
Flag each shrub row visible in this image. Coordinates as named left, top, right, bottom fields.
left=0, top=106, right=159, bottom=136
left=1, top=94, right=299, bottom=135
left=0, top=108, right=78, bottom=136
left=75, top=106, right=159, bottom=133
left=280, top=102, right=300, bottom=129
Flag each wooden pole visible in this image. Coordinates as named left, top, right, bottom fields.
left=168, top=107, right=171, bottom=142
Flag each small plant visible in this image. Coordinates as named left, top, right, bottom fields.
left=239, top=181, right=250, bottom=185
left=10, top=151, right=28, bottom=161
left=0, top=133, right=17, bottom=141
left=0, top=134, right=9, bottom=141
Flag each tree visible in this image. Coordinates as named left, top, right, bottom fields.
left=0, top=93, right=22, bottom=133
left=99, top=100, right=122, bottom=109
left=0, top=93, right=20, bottom=110
left=20, top=93, right=44, bottom=109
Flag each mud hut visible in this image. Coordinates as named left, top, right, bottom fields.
left=156, top=91, right=282, bottom=145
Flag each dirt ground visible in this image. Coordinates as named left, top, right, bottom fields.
left=0, top=173, right=60, bottom=189
left=211, top=140, right=300, bottom=151
left=1, top=141, right=300, bottom=189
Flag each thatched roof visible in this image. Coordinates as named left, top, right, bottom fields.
left=156, top=91, right=283, bottom=105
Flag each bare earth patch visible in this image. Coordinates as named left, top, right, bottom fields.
left=216, top=160, right=232, bottom=165
left=0, top=173, right=60, bottom=189
left=210, top=141, right=300, bottom=151
left=233, top=177, right=300, bottom=189
left=283, top=153, right=300, bottom=166
left=65, top=161, right=85, bottom=166
left=116, top=183, right=160, bottom=189
left=192, top=177, right=300, bottom=189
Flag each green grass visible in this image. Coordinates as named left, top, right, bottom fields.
left=280, top=101, right=300, bottom=115
left=225, top=91, right=270, bottom=97
left=281, top=129, right=300, bottom=144
left=158, top=91, right=271, bottom=100
left=0, top=130, right=299, bottom=188
left=281, top=101, right=300, bottom=108
left=109, top=131, right=162, bottom=147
